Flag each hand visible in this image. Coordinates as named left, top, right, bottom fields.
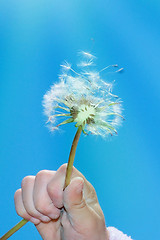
left=14, top=164, right=109, bottom=240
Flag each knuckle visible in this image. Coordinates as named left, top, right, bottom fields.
left=70, top=199, right=86, bottom=211
left=35, top=170, right=53, bottom=184
left=21, top=176, right=29, bottom=187
left=59, top=163, right=67, bottom=173
left=36, top=170, right=48, bottom=179
left=21, top=176, right=34, bottom=188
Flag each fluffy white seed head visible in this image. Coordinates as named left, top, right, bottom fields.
left=42, top=51, right=124, bottom=137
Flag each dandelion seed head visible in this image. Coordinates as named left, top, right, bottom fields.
left=43, top=51, right=124, bottom=137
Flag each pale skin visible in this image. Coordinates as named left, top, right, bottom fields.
left=14, top=164, right=109, bottom=240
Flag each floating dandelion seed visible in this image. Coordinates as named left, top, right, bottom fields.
left=43, top=51, right=124, bottom=137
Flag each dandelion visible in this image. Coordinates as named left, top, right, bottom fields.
left=43, top=51, right=124, bottom=137
left=0, top=52, right=124, bottom=239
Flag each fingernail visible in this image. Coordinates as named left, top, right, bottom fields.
left=40, top=216, right=51, bottom=222
left=30, top=217, right=41, bottom=225
left=48, top=213, right=60, bottom=219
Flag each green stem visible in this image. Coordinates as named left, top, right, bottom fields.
left=64, top=126, right=82, bottom=189
left=0, top=126, right=82, bottom=240
left=0, top=219, right=28, bottom=240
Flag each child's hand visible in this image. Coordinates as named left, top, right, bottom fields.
left=14, top=164, right=109, bottom=240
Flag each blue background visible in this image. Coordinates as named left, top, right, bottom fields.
left=0, top=0, right=160, bottom=239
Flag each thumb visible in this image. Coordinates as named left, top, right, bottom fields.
left=63, top=177, right=95, bottom=228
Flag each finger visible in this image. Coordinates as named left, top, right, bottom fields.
left=70, top=166, right=102, bottom=215
left=14, top=188, right=40, bottom=225
left=21, top=175, right=51, bottom=222
left=33, top=170, right=61, bottom=220
left=47, top=164, right=67, bottom=209
left=63, top=177, right=98, bottom=232
left=47, top=163, right=89, bottom=208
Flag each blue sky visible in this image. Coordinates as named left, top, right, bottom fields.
left=0, top=0, right=160, bottom=239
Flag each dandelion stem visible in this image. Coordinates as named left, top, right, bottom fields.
left=0, top=126, right=82, bottom=240
left=0, top=219, right=28, bottom=240
left=64, top=126, right=82, bottom=188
